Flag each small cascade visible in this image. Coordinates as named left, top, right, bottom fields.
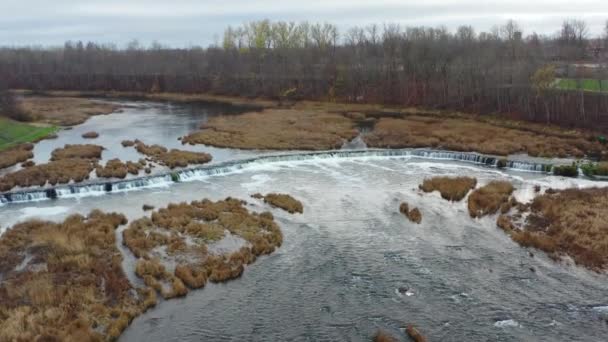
left=0, top=148, right=560, bottom=205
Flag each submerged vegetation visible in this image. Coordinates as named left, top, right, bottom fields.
left=497, top=187, right=608, bottom=270
left=467, top=181, right=515, bottom=218
left=133, top=140, right=212, bottom=168
left=0, top=211, right=152, bottom=341
left=252, top=193, right=304, bottom=214
left=399, top=202, right=422, bottom=224
left=182, top=109, right=358, bottom=150
left=123, top=198, right=283, bottom=299
left=0, top=143, right=33, bottom=169
left=419, top=176, right=477, bottom=201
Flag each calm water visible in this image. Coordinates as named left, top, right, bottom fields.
left=1, top=101, right=607, bottom=341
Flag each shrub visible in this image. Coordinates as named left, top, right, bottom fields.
left=553, top=163, right=578, bottom=177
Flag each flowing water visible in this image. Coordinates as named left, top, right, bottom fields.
left=1, top=101, right=607, bottom=341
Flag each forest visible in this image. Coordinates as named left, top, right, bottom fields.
left=1, top=19, right=608, bottom=130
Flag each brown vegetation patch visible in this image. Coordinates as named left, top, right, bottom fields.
left=252, top=193, right=304, bottom=214
left=364, top=116, right=606, bottom=158
left=17, top=96, right=119, bottom=126
left=121, top=140, right=135, bottom=147
left=123, top=198, right=283, bottom=298
left=400, top=202, right=422, bottom=224
left=50, top=144, right=103, bottom=161
left=373, top=330, right=398, bottom=342
left=82, top=131, right=99, bottom=139
left=0, top=159, right=95, bottom=192
left=0, top=210, right=152, bottom=341
left=468, top=181, right=515, bottom=218
left=419, top=176, right=477, bottom=201
left=497, top=187, right=608, bottom=270
left=182, top=109, right=358, bottom=150
left=0, top=143, right=34, bottom=169
left=96, top=158, right=144, bottom=179
left=406, top=325, right=428, bottom=342
left=134, top=140, right=212, bottom=168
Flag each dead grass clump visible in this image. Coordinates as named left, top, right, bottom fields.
left=373, top=330, right=398, bottom=342
left=50, top=144, right=103, bottom=161
left=133, top=141, right=212, bottom=169
left=252, top=193, right=304, bottom=214
left=121, top=140, right=135, bottom=147
left=468, top=181, right=515, bottom=218
left=17, top=96, right=118, bottom=126
left=81, top=131, right=99, bottom=139
left=0, top=143, right=34, bottom=169
left=499, top=187, right=608, bottom=270
left=21, top=160, right=35, bottom=168
left=0, top=158, right=95, bottom=192
left=364, top=116, right=606, bottom=158
left=182, top=109, right=358, bottom=150
left=400, top=202, right=422, bottom=224
left=419, top=176, right=477, bottom=201
left=0, top=211, right=148, bottom=341
left=96, top=158, right=143, bottom=179
left=406, top=325, right=428, bottom=342
left=143, top=204, right=155, bottom=211
left=123, top=198, right=283, bottom=301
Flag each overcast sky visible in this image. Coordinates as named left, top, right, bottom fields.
left=1, top=0, right=607, bottom=47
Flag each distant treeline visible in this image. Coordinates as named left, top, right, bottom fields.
left=2, top=19, right=608, bottom=130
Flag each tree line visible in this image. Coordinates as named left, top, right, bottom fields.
left=1, top=19, right=608, bottom=130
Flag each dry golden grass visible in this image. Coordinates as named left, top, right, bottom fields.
left=364, top=116, right=606, bottom=158
left=468, top=181, right=515, bottom=218
left=498, top=187, right=608, bottom=270
left=123, top=198, right=283, bottom=300
left=133, top=140, right=212, bottom=169
left=82, top=131, right=99, bottom=139
left=0, top=159, right=95, bottom=192
left=252, top=193, right=304, bottom=214
left=50, top=144, right=103, bottom=161
left=96, top=158, right=143, bottom=179
left=400, top=202, right=422, bottom=224
left=419, top=176, right=477, bottom=201
left=0, top=143, right=34, bottom=169
left=0, top=210, right=153, bottom=341
left=182, top=109, right=358, bottom=150
left=17, top=95, right=118, bottom=126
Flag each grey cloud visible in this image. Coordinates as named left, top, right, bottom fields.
left=0, top=0, right=606, bottom=46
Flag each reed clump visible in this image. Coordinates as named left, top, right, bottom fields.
left=364, top=116, right=605, bottom=158
left=252, top=193, right=304, bottom=214
left=419, top=176, right=477, bottom=201
left=0, top=158, right=95, bottom=191
left=133, top=140, right=212, bottom=168
left=497, top=187, right=608, bottom=270
left=81, top=131, right=99, bottom=139
left=121, top=140, right=135, bottom=147
left=0, top=211, right=151, bottom=341
left=400, top=202, right=422, bottom=224
left=373, top=330, right=398, bottom=342
left=50, top=144, right=103, bottom=160
left=17, top=95, right=119, bottom=126
left=0, top=143, right=34, bottom=169
left=96, top=158, right=143, bottom=179
left=182, top=109, right=358, bottom=150
left=123, top=198, right=283, bottom=300
left=468, top=181, right=515, bottom=218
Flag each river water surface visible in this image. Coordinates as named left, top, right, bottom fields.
left=1, top=101, right=607, bottom=341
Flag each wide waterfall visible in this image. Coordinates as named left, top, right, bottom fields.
left=0, top=148, right=560, bottom=205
